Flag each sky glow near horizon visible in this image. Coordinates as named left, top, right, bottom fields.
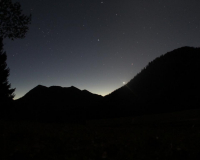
left=3, top=0, right=200, bottom=99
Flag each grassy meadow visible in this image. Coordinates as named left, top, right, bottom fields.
left=1, top=109, right=200, bottom=160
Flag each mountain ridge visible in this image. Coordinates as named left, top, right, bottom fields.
left=12, top=46, right=200, bottom=122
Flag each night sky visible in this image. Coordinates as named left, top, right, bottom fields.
left=4, top=0, right=200, bottom=99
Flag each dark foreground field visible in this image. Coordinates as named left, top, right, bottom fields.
left=1, top=109, right=200, bottom=160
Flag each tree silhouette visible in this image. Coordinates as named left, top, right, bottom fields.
left=0, top=0, right=31, bottom=112
left=0, top=39, right=15, bottom=105
left=0, top=0, right=31, bottom=41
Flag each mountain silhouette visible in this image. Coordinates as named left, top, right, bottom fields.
left=16, top=85, right=102, bottom=106
left=13, top=85, right=103, bottom=122
left=10, top=46, right=200, bottom=122
left=105, top=46, right=200, bottom=114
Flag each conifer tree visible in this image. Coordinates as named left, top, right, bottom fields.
left=0, top=0, right=31, bottom=106
left=0, top=39, right=15, bottom=105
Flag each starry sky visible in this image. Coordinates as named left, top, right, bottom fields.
left=3, top=0, right=200, bottom=99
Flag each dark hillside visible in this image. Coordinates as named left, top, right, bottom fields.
left=105, top=47, right=200, bottom=114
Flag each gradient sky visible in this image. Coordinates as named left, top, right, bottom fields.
left=3, top=0, right=200, bottom=99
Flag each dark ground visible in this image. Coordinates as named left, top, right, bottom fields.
left=1, top=109, right=200, bottom=160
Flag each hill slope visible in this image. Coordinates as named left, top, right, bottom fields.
left=105, top=46, right=200, bottom=114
